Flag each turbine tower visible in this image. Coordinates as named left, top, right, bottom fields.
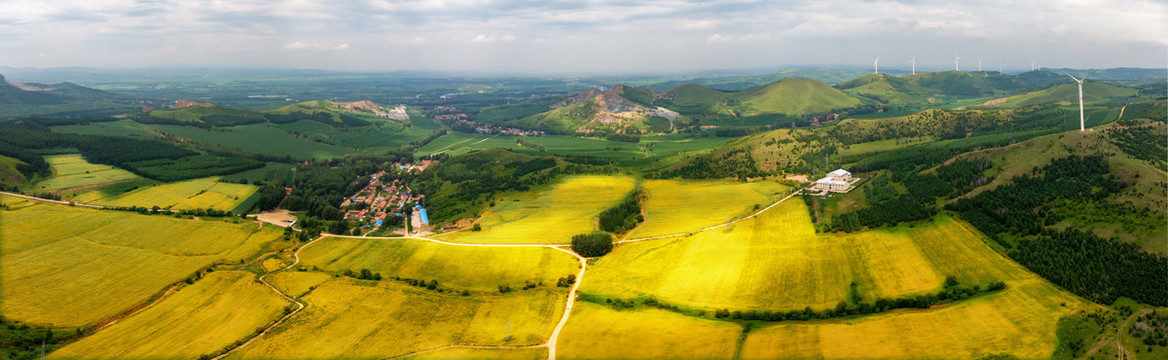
left=977, top=57, right=983, bottom=71
left=873, top=55, right=880, bottom=74
left=998, top=59, right=1003, bottom=74
left=1030, top=60, right=1036, bottom=71
left=953, top=53, right=961, bottom=71
left=908, top=56, right=917, bottom=74
left=1059, top=69, right=1099, bottom=132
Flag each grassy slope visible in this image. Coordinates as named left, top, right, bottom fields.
left=438, top=175, right=636, bottom=244
left=32, top=154, right=141, bottom=191
left=838, top=73, right=934, bottom=105
left=1000, top=81, right=1139, bottom=107
left=71, top=176, right=258, bottom=211
left=628, top=179, right=791, bottom=238
left=947, top=122, right=1167, bottom=252
left=48, top=270, right=287, bottom=359
left=229, top=278, right=566, bottom=359
left=298, top=237, right=579, bottom=291
left=0, top=154, right=26, bottom=187
left=151, top=123, right=352, bottom=159
left=0, top=196, right=287, bottom=326
left=736, top=78, right=862, bottom=115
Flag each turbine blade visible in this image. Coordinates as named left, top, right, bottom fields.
left=1058, top=69, right=1080, bottom=82
left=1082, top=69, right=1100, bottom=80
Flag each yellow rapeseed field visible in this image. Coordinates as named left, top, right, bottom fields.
left=228, top=278, right=566, bottom=359
left=33, top=154, right=140, bottom=191
left=48, top=271, right=288, bottom=359
left=0, top=196, right=286, bottom=326
left=627, top=179, right=790, bottom=238
left=557, top=302, right=740, bottom=360
left=73, top=176, right=257, bottom=211
left=299, top=237, right=579, bottom=292
left=439, top=175, right=635, bottom=244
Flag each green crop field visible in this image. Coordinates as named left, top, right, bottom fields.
left=584, top=200, right=1053, bottom=311
left=48, top=270, right=288, bottom=359
left=220, top=162, right=295, bottom=184
left=0, top=196, right=287, bottom=326
left=71, top=176, right=258, bottom=211
left=627, top=179, right=791, bottom=238
left=440, top=175, right=636, bottom=244
left=151, top=123, right=353, bottom=159
left=415, top=132, right=732, bottom=169
left=50, top=120, right=159, bottom=138
left=557, top=302, right=740, bottom=360
left=227, top=278, right=565, bottom=359
left=299, top=237, right=579, bottom=291
left=740, top=280, right=1088, bottom=359
left=34, top=154, right=141, bottom=191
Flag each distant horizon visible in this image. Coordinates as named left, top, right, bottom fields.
left=0, top=1, right=1164, bottom=74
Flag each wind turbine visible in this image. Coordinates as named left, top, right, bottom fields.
left=977, top=57, right=983, bottom=71
left=1059, top=69, right=1099, bottom=132
left=953, top=53, right=961, bottom=71
left=873, top=55, right=880, bottom=74
left=998, top=59, right=1003, bottom=74
left=908, top=55, right=917, bottom=74
left=1030, top=60, right=1036, bottom=71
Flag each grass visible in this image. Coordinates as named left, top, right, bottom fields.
left=71, top=176, right=259, bottom=211
left=33, top=154, right=140, bottom=191
left=584, top=200, right=1065, bottom=311
left=439, top=175, right=636, bottom=244
left=47, top=270, right=288, bottom=359
left=0, top=195, right=287, bottom=326
left=739, top=280, right=1089, bottom=359
left=627, top=179, right=791, bottom=238
left=557, top=302, right=740, bottom=360
left=0, top=154, right=26, bottom=187
left=299, top=237, right=579, bottom=292
left=227, top=278, right=565, bottom=359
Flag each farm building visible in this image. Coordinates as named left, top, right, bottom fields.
left=814, top=169, right=858, bottom=193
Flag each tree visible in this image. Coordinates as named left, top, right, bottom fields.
left=570, top=232, right=614, bottom=257
left=329, top=220, right=348, bottom=235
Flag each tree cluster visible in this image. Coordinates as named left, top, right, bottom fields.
left=570, top=232, right=614, bottom=257
left=597, top=189, right=644, bottom=234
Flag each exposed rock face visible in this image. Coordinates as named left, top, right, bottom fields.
left=173, top=100, right=212, bottom=109
left=594, top=92, right=639, bottom=114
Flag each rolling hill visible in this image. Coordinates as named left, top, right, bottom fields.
left=0, top=73, right=135, bottom=118
left=660, top=78, right=863, bottom=116
left=837, top=73, right=935, bottom=105
left=992, top=81, right=1140, bottom=107
left=135, top=99, right=403, bottom=129
left=509, top=84, right=682, bottom=133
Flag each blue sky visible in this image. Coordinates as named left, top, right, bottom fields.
left=0, top=0, right=1164, bottom=74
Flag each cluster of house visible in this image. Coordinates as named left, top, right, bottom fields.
left=813, top=169, right=860, bottom=193
left=451, top=119, right=546, bottom=136
left=396, top=160, right=434, bottom=173
left=340, top=168, right=429, bottom=228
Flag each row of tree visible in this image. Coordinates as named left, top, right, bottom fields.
left=597, top=189, right=645, bottom=234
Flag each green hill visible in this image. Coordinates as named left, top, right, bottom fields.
left=144, top=104, right=266, bottom=127
left=837, top=73, right=934, bottom=105
left=735, top=78, right=862, bottom=115
left=0, top=73, right=134, bottom=118
left=657, top=83, right=732, bottom=114
left=901, top=70, right=1028, bottom=97
left=998, top=81, right=1140, bottom=107
left=511, top=84, right=679, bottom=134
left=135, top=99, right=398, bottom=129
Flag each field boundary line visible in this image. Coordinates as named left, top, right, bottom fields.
left=210, top=235, right=326, bottom=360
left=0, top=191, right=106, bottom=209
left=382, top=344, right=546, bottom=359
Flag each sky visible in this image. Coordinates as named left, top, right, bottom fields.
left=0, top=0, right=1165, bottom=74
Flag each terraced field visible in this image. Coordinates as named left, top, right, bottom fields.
left=439, top=175, right=636, bottom=244
left=627, top=179, right=791, bottom=238
left=740, top=280, right=1087, bottom=359
left=0, top=195, right=286, bottom=326
left=557, top=302, right=740, bottom=360
left=71, top=176, right=258, bottom=211
left=227, top=278, right=566, bottom=359
left=584, top=200, right=1052, bottom=311
left=34, top=154, right=140, bottom=191
left=299, top=237, right=579, bottom=291
left=48, top=270, right=288, bottom=359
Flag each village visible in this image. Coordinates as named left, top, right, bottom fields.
left=339, top=160, right=436, bottom=234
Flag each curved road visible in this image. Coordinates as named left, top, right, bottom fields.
left=6, top=184, right=804, bottom=360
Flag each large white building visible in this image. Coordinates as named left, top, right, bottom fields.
left=814, top=169, right=854, bottom=193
